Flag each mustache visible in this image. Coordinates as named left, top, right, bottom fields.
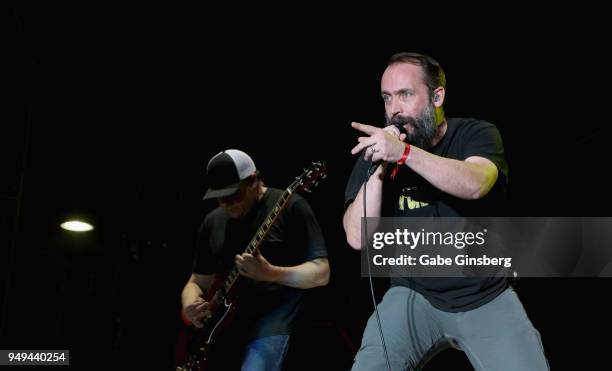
left=386, top=115, right=418, bottom=127
left=384, top=103, right=438, bottom=149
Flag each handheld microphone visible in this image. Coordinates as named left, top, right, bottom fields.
left=367, top=123, right=408, bottom=176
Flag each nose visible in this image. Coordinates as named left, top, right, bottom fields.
left=389, top=97, right=402, bottom=118
left=218, top=197, right=235, bottom=207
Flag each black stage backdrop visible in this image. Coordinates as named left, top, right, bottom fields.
left=3, top=3, right=611, bottom=370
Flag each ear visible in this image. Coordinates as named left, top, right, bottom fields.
left=248, top=174, right=259, bottom=188
left=432, top=87, right=446, bottom=107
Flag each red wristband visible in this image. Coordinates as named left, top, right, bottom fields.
left=398, top=143, right=411, bottom=165
left=390, top=143, right=410, bottom=180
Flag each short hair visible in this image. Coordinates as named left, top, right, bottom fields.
left=388, top=52, right=446, bottom=95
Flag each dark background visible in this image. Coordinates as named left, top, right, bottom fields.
left=3, top=2, right=611, bottom=370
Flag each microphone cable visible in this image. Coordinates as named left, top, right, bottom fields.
left=359, top=122, right=406, bottom=371
left=362, top=165, right=392, bottom=371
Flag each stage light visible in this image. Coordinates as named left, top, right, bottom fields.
left=60, top=220, right=94, bottom=232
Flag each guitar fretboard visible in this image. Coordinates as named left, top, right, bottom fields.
left=217, top=187, right=294, bottom=300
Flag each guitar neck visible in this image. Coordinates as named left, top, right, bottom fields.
left=218, top=188, right=294, bottom=298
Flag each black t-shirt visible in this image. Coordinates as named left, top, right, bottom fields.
left=193, top=188, right=327, bottom=340
left=345, top=118, right=509, bottom=312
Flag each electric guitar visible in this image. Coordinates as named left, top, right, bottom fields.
left=176, top=161, right=327, bottom=371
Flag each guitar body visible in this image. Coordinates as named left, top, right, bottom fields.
left=176, top=275, right=238, bottom=371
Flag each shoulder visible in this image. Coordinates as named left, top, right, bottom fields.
left=263, top=187, right=285, bottom=208
left=450, top=117, right=499, bottom=134
left=447, top=117, right=504, bottom=148
left=263, top=187, right=317, bottom=219
left=201, top=207, right=227, bottom=231
left=289, top=192, right=311, bottom=209
left=265, top=188, right=308, bottom=206
left=284, top=190, right=315, bottom=217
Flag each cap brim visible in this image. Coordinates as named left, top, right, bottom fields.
left=202, top=182, right=241, bottom=200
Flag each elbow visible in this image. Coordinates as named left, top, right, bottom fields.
left=346, top=233, right=362, bottom=250
left=318, top=267, right=330, bottom=287
left=469, top=179, right=496, bottom=200
left=468, top=172, right=498, bottom=200
left=343, top=210, right=362, bottom=250
left=469, top=185, right=487, bottom=200
left=312, top=260, right=330, bottom=287
left=464, top=159, right=498, bottom=200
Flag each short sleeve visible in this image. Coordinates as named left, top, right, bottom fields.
left=344, top=153, right=370, bottom=210
left=192, top=216, right=216, bottom=274
left=461, top=120, right=509, bottom=178
left=289, top=195, right=328, bottom=261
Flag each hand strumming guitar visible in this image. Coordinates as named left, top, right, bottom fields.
left=182, top=297, right=210, bottom=328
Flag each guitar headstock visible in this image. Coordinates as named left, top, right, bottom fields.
left=290, top=161, right=327, bottom=193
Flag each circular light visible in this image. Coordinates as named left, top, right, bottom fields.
left=60, top=220, right=94, bottom=232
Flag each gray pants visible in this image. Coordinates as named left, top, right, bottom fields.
left=352, top=286, right=549, bottom=371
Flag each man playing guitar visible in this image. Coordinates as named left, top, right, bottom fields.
left=181, top=149, right=330, bottom=371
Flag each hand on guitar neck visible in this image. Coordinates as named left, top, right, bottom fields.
left=234, top=252, right=277, bottom=282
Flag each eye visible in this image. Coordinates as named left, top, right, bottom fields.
left=399, top=91, right=413, bottom=100
left=382, top=94, right=391, bottom=103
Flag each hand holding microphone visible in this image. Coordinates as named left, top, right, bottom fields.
left=350, top=122, right=408, bottom=166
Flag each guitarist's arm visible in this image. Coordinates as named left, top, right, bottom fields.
left=236, top=254, right=330, bottom=289
left=272, top=257, right=330, bottom=289
left=181, top=273, right=214, bottom=328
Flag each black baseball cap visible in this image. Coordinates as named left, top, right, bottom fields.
left=203, top=149, right=257, bottom=200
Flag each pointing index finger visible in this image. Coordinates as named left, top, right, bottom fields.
left=351, top=122, right=380, bottom=136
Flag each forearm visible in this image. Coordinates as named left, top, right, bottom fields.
left=343, top=165, right=385, bottom=250
left=181, top=281, right=205, bottom=307
left=406, top=147, right=497, bottom=200
left=268, top=258, right=330, bottom=289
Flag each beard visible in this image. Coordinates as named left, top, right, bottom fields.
left=386, top=102, right=438, bottom=149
